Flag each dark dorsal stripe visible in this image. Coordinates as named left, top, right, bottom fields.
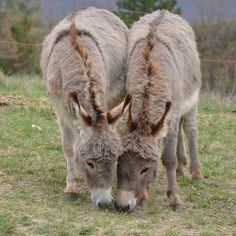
left=138, top=28, right=155, bottom=133
left=128, top=11, right=166, bottom=68
left=129, top=11, right=167, bottom=134
left=70, top=22, right=106, bottom=127
left=47, top=27, right=105, bottom=69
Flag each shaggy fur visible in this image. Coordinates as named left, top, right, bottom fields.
left=41, top=7, right=129, bottom=115
left=77, top=128, right=122, bottom=162
left=117, top=10, right=202, bottom=211
left=126, top=11, right=201, bottom=130
left=40, top=8, right=129, bottom=202
left=74, top=128, right=122, bottom=189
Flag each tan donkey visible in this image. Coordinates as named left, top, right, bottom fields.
left=115, top=10, right=203, bottom=212
left=40, top=8, right=131, bottom=209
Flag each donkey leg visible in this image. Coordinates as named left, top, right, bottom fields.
left=60, top=120, right=79, bottom=201
left=53, top=98, right=79, bottom=201
left=183, top=105, right=203, bottom=181
left=161, top=117, right=182, bottom=210
left=176, top=119, right=187, bottom=176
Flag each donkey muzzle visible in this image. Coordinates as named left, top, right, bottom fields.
left=115, top=190, right=137, bottom=213
left=91, top=188, right=114, bottom=209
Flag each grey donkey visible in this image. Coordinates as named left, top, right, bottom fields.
left=115, top=10, right=203, bottom=212
left=40, top=8, right=131, bottom=209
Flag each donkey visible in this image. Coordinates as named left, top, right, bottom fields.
left=40, top=8, right=131, bottom=209
left=115, top=10, right=203, bottom=212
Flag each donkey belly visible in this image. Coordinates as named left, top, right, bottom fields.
left=181, top=89, right=199, bottom=115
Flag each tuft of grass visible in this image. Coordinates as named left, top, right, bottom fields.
left=164, top=229, right=181, bottom=236
left=199, top=92, right=236, bottom=112
left=0, top=213, right=16, bottom=235
left=0, top=72, right=46, bottom=98
left=79, top=225, right=97, bottom=235
left=137, top=221, right=151, bottom=231
left=104, top=228, right=117, bottom=236
left=201, top=231, right=215, bottom=236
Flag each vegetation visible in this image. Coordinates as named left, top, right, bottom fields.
left=194, top=20, right=236, bottom=96
left=0, top=73, right=235, bottom=235
left=0, top=0, right=47, bottom=73
left=0, top=1, right=235, bottom=97
left=114, top=0, right=181, bottom=27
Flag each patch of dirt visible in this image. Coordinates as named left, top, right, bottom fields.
left=229, top=179, right=236, bottom=196
left=209, top=140, right=226, bottom=152
left=0, top=93, right=49, bottom=109
left=0, top=147, right=19, bottom=156
left=31, top=218, right=47, bottom=224
left=0, top=171, right=12, bottom=193
left=0, top=182, right=12, bottom=193
left=0, top=94, right=30, bottom=108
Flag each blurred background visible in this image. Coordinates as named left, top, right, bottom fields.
left=0, top=0, right=236, bottom=96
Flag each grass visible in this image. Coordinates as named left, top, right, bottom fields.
left=0, top=213, right=16, bottom=235
left=0, top=73, right=236, bottom=235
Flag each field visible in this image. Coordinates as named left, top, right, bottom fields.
left=0, top=73, right=236, bottom=235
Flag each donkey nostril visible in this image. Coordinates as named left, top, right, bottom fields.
left=115, top=203, right=131, bottom=213
left=119, top=204, right=131, bottom=213
left=97, top=201, right=112, bottom=209
left=124, top=204, right=130, bottom=212
left=98, top=202, right=107, bottom=209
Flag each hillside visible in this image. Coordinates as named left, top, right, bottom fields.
left=41, top=0, right=236, bottom=23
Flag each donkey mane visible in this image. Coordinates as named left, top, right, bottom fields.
left=128, top=12, right=170, bottom=136
left=70, top=22, right=107, bottom=128
left=137, top=27, right=155, bottom=135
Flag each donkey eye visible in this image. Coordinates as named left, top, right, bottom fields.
left=140, top=167, right=149, bottom=175
left=86, top=161, right=95, bottom=169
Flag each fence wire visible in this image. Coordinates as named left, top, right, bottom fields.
left=1, top=40, right=236, bottom=65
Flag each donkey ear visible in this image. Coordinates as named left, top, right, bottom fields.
left=107, top=94, right=132, bottom=125
left=69, top=92, right=92, bottom=126
left=151, top=101, right=171, bottom=136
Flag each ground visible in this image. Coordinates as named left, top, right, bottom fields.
left=0, top=74, right=235, bottom=236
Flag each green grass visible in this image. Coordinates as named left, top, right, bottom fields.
left=164, top=229, right=181, bottom=236
left=199, top=92, right=236, bottom=113
left=0, top=213, right=16, bottom=235
left=0, top=73, right=236, bottom=235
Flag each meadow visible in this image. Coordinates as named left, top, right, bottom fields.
left=0, top=73, right=235, bottom=235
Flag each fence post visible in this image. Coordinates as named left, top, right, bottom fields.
left=230, top=64, right=236, bottom=98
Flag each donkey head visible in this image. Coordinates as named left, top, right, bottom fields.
left=70, top=93, right=131, bottom=209
left=116, top=101, right=171, bottom=212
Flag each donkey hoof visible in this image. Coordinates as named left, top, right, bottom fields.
left=191, top=166, right=203, bottom=181
left=176, top=169, right=184, bottom=176
left=176, top=163, right=185, bottom=176
left=167, top=191, right=182, bottom=211
left=64, top=192, right=77, bottom=201
left=97, top=201, right=113, bottom=210
left=171, top=203, right=183, bottom=211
